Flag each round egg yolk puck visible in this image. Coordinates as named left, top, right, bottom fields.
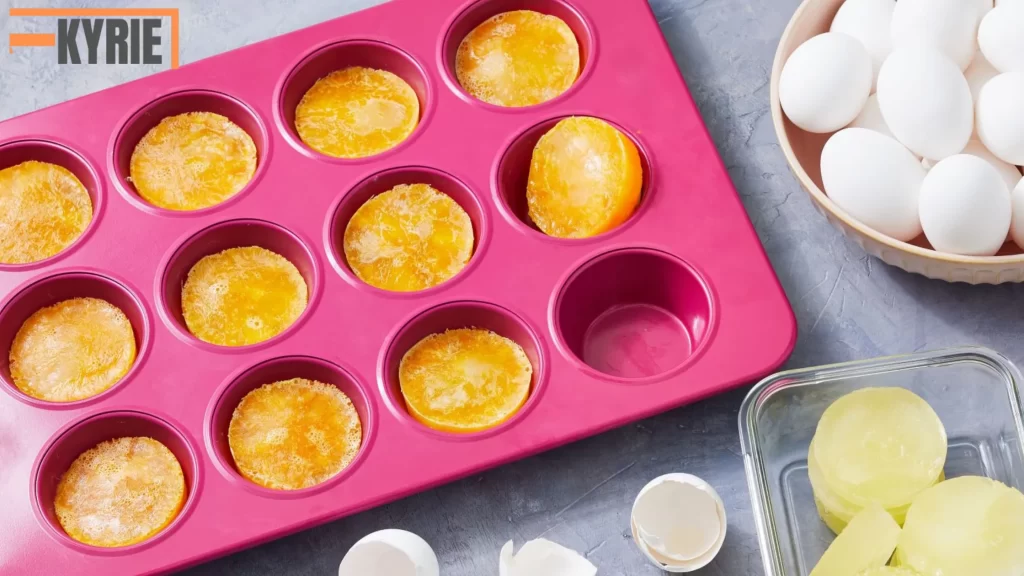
left=181, top=246, right=307, bottom=347
left=295, top=66, right=419, bottom=159
left=228, top=378, right=363, bottom=490
left=55, top=436, right=186, bottom=548
left=10, top=297, right=136, bottom=403
left=399, top=328, right=532, bottom=433
left=527, top=116, right=643, bottom=238
left=343, top=183, right=474, bottom=292
left=129, top=111, right=257, bottom=211
left=455, top=10, right=580, bottom=107
left=0, top=160, right=92, bottom=264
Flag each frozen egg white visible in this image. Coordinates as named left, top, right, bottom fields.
left=829, top=0, right=895, bottom=91
left=499, top=539, right=596, bottom=576
left=630, top=473, right=726, bottom=573
left=1010, top=177, right=1024, bottom=248
left=976, top=72, right=1024, bottom=165
left=978, top=1, right=1024, bottom=73
left=961, top=139, right=1023, bottom=191
left=780, top=33, right=873, bottom=133
left=821, top=128, right=926, bottom=241
left=876, top=49, right=974, bottom=160
left=919, top=154, right=1011, bottom=256
left=964, top=52, right=1000, bottom=105
left=850, top=93, right=897, bottom=141
left=890, top=0, right=980, bottom=70
left=339, top=530, right=439, bottom=576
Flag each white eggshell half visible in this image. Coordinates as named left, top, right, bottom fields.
left=499, top=539, right=596, bottom=576
left=821, top=128, right=926, bottom=241
left=339, top=530, right=439, bottom=576
left=978, top=2, right=1024, bottom=73
left=977, top=72, right=1024, bottom=165
left=961, top=139, right=1024, bottom=191
left=1010, top=177, right=1024, bottom=248
left=919, top=154, right=1011, bottom=256
left=629, top=473, right=727, bottom=573
left=779, top=33, right=873, bottom=133
left=829, top=0, right=895, bottom=92
left=849, top=93, right=897, bottom=141
left=890, top=0, right=980, bottom=70
left=877, top=49, right=974, bottom=160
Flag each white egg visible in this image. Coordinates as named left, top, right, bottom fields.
left=849, top=93, right=897, bottom=141
left=830, top=0, right=895, bottom=91
left=919, top=154, right=1011, bottom=256
left=977, top=72, right=1024, bottom=165
left=630, top=473, right=727, bottom=573
left=779, top=33, right=873, bottom=133
left=339, top=530, right=439, bottom=576
left=890, top=0, right=981, bottom=70
left=964, top=52, right=1000, bottom=105
left=961, top=139, right=1023, bottom=191
left=977, top=0, right=994, bottom=15
left=1010, top=176, right=1024, bottom=248
left=876, top=49, right=974, bottom=160
left=978, top=2, right=1024, bottom=73
left=821, top=128, right=925, bottom=241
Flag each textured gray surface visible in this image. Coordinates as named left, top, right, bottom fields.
left=4, top=0, right=1024, bottom=574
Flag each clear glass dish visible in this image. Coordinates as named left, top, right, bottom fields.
left=738, top=347, right=1024, bottom=576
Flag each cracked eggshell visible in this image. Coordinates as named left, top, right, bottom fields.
left=977, top=72, right=1024, bottom=166
left=499, top=539, right=596, bottom=576
left=978, top=1, right=1024, bottom=73
left=829, top=0, right=895, bottom=92
left=821, top=128, right=926, bottom=242
left=338, top=530, right=439, bottom=576
left=630, top=473, right=727, bottom=573
left=779, top=32, right=873, bottom=133
left=877, top=48, right=974, bottom=161
left=890, top=0, right=980, bottom=71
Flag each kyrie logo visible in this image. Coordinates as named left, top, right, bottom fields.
left=7, top=8, right=180, bottom=68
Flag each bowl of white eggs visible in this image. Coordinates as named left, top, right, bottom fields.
left=772, top=0, right=1024, bottom=283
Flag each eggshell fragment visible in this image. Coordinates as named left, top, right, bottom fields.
left=339, top=530, right=439, bottom=576
left=960, top=139, right=1023, bottom=191
left=1010, top=177, right=1024, bottom=249
left=779, top=33, right=873, bottom=133
left=630, top=473, right=727, bottom=573
left=829, top=0, right=894, bottom=91
left=890, top=0, right=980, bottom=71
left=976, top=72, right=1024, bottom=165
left=919, top=154, right=1011, bottom=256
left=978, top=2, right=1024, bottom=73
left=821, top=128, right=926, bottom=241
left=499, top=539, right=596, bottom=576
left=877, top=49, right=974, bottom=160
left=849, top=94, right=896, bottom=141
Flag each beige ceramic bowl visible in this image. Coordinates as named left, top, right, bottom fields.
left=772, top=0, right=1024, bottom=284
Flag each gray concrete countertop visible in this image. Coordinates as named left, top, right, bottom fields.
left=4, top=0, right=1024, bottom=574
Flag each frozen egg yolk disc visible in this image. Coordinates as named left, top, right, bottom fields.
left=399, top=328, right=532, bottom=433
left=181, top=246, right=307, bottom=347
left=898, top=476, right=1024, bottom=576
left=809, top=504, right=901, bottom=576
left=295, top=67, right=419, bottom=159
left=343, top=183, right=474, bottom=292
left=10, top=297, right=136, bottom=403
left=228, top=378, right=362, bottom=490
left=527, top=117, right=643, bottom=238
left=813, top=387, right=946, bottom=510
left=455, top=10, right=580, bottom=107
left=0, top=160, right=92, bottom=264
left=55, top=437, right=185, bottom=547
left=129, top=112, right=257, bottom=211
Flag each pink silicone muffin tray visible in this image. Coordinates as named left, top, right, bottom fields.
left=0, top=0, right=797, bottom=573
